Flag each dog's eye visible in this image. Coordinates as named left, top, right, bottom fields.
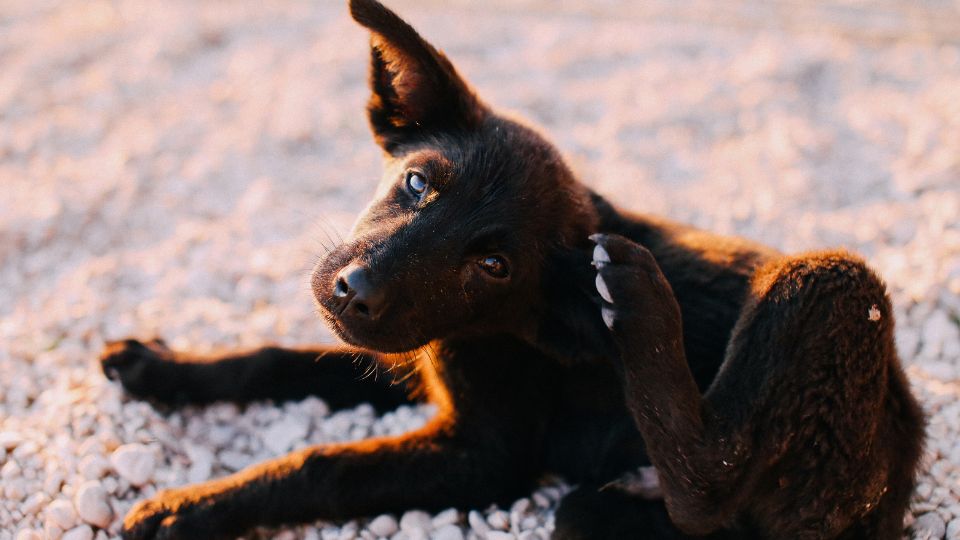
left=406, top=171, right=428, bottom=197
left=478, top=255, right=509, bottom=278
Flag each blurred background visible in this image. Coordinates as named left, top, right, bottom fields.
left=1, top=1, right=959, bottom=538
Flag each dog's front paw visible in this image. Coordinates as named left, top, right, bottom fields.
left=100, top=338, right=173, bottom=398
left=589, top=234, right=681, bottom=334
left=122, top=488, right=221, bottom=540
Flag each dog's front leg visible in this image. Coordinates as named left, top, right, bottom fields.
left=589, top=234, right=752, bottom=536
left=120, top=415, right=528, bottom=539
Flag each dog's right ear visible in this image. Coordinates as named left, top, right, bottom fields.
left=350, top=0, right=487, bottom=153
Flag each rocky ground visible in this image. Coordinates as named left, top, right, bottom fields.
left=1, top=0, right=959, bottom=538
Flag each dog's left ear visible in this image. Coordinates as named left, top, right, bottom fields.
left=350, top=0, right=487, bottom=153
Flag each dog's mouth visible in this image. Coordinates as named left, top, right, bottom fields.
left=312, top=263, right=428, bottom=353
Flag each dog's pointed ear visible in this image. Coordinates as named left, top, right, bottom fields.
left=349, top=0, right=487, bottom=153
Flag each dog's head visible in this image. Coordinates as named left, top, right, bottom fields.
left=313, top=0, right=602, bottom=354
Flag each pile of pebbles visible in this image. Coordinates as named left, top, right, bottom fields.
left=1, top=0, right=958, bottom=539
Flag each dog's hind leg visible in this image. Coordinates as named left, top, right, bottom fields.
left=554, top=485, right=693, bottom=540
left=590, top=235, right=923, bottom=539
left=100, top=340, right=416, bottom=411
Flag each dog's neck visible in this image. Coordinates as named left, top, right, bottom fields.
left=522, top=189, right=622, bottom=365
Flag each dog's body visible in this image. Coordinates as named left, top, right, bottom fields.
left=101, top=1, right=924, bottom=538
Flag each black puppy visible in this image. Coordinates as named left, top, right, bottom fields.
left=101, top=1, right=925, bottom=538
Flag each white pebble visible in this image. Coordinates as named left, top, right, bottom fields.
left=467, top=511, right=489, bottom=535
left=78, top=455, right=109, bottom=480
left=45, top=499, right=77, bottom=530
left=486, top=532, right=515, bottom=540
left=4, top=480, right=25, bottom=501
left=0, top=432, right=23, bottom=451
left=368, top=514, right=399, bottom=537
left=1, top=461, right=21, bottom=480
left=61, top=526, right=93, bottom=540
left=14, top=531, right=42, bottom=540
left=262, top=417, right=309, bottom=454
left=109, top=444, right=155, bottom=487
left=913, top=512, right=946, bottom=539
left=22, top=493, right=47, bottom=515
left=431, top=524, right=464, bottom=540
left=946, top=518, right=960, bottom=540
left=74, top=482, right=112, bottom=529
left=487, top=510, right=509, bottom=531
left=400, top=510, right=433, bottom=533
left=184, top=444, right=214, bottom=484
left=432, top=508, right=459, bottom=529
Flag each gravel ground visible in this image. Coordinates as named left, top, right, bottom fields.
left=2, top=1, right=959, bottom=539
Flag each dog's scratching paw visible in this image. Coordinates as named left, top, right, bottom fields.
left=589, top=233, right=678, bottom=333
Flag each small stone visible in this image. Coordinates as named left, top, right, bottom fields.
left=913, top=512, right=946, bottom=539
left=46, top=499, right=78, bottom=530
left=946, top=518, right=960, bottom=540
left=61, top=526, right=93, bottom=540
left=78, top=455, right=109, bottom=480
left=5, top=479, right=26, bottom=501
left=184, top=444, right=214, bottom=484
left=368, top=514, right=399, bottom=537
left=218, top=450, right=252, bottom=471
left=431, top=508, right=459, bottom=529
left=1, top=461, right=21, bottom=480
left=22, top=493, right=47, bottom=515
left=0, top=432, right=23, bottom=450
left=110, top=444, right=155, bottom=487
left=43, top=470, right=65, bottom=496
left=486, top=532, right=515, bottom=540
left=487, top=510, right=509, bottom=531
left=400, top=510, right=433, bottom=533
left=74, top=481, right=113, bottom=529
left=510, top=499, right=531, bottom=516
left=262, top=417, right=309, bottom=454
left=15, top=530, right=42, bottom=540
left=467, top=511, right=489, bottom=535
left=431, top=524, right=464, bottom=540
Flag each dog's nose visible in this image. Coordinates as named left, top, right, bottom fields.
left=333, top=263, right=386, bottom=320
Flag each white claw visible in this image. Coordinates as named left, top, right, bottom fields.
left=592, top=244, right=611, bottom=268
left=595, top=273, right=613, bottom=303
left=601, top=306, right=615, bottom=329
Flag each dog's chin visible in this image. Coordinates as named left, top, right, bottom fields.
left=321, top=311, right=429, bottom=354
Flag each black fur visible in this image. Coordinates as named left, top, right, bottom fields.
left=101, top=1, right=925, bottom=538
